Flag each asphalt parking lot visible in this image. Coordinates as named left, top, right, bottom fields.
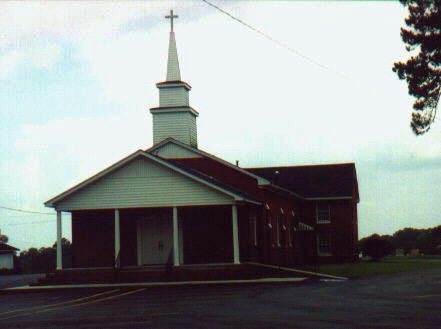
left=0, top=268, right=440, bottom=329
left=0, top=274, right=44, bottom=290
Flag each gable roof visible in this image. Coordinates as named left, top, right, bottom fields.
left=147, top=138, right=270, bottom=185
left=246, top=163, right=358, bottom=200
left=163, top=158, right=261, bottom=203
left=148, top=139, right=358, bottom=202
left=45, top=150, right=260, bottom=208
left=0, top=243, right=19, bottom=252
left=166, top=157, right=261, bottom=198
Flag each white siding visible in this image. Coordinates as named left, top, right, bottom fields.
left=155, top=143, right=201, bottom=159
left=159, top=88, right=189, bottom=107
left=56, top=157, right=233, bottom=211
left=0, top=253, right=14, bottom=270
left=189, top=114, right=198, bottom=147
left=153, top=111, right=197, bottom=147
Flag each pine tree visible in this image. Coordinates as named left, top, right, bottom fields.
left=393, top=0, right=441, bottom=135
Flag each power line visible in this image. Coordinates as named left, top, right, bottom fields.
left=201, top=0, right=362, bottom=85
left=0, top=206, right=54, bottom=215
left=2, top=219, right=55, bottom=227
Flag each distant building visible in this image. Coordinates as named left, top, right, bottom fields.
left=44, top=11, right=359, bottom=276
left=0, top=243, right=19, bottom=270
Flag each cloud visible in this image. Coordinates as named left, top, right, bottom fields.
left=0, top=1, right=201, bottom=48
left=13, top=110, right=151, bottom=194
left=30, top=43, right=62, bottom=69
left=0, top=42, right=62, bottom=79
left=0, top=49, right=23, bottom=78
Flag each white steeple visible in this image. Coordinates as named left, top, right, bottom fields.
left=165, top=10, right=181, bottom=81
left=149, top=10, right=199, bottom=148
left=166, top=32, right=181, bottom=80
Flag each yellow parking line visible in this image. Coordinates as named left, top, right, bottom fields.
left=36, top=288, right=146, bottom=313
left=148, top=312, right=181, bottom=317
left=0, top=288, right=146, bottom=320
left=415, top=294, right=441, bottom=299
left=0, top=289, right=120, bottom=316
left=122, top=293, right=240, bottom=307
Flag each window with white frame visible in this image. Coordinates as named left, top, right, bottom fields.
left=267, top=212, right=272, bottom=229
left=317, top=233, right=332, bottom=256
left=316, top=202, right=331, bottom=223
left=286, top=219, right=292, bottom=247
left=275, top=216, right=281, bottom=247
left=289, top=208, right=295, bottom=246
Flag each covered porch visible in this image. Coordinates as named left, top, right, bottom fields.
left=45, top=151, right=262, bottom=277
left=55, top=204, right=242, bottom=271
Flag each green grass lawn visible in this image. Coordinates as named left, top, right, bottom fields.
left=385, top=255, right=441, bottom=261
left=306, top=255, right=441, bottom=279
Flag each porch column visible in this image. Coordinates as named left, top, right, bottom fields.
left=232, top=204, right=240, bottom=264
left=173, top=207, right=180, bottom=266
left=56, top=210, right=62, bottom=270
left=114, top=209, right=120, bottom=268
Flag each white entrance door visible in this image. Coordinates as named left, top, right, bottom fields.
left=137, top=214, right=173, bottom=265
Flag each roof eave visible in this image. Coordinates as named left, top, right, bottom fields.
left=260, top=183, right=304, bottom=200
left=305, top=196, right=353, bottom=201
left=147, top=138, right=271, bottom=185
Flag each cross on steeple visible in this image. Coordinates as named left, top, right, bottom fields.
left=165, top=9, right=178, bottom=32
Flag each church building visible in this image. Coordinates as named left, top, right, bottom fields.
left=44, top=11, right=359, bottom=280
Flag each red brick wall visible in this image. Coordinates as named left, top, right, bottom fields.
left=70, top=198, right=358, bottom=269
left=258, top=190, right=302, bottom=267
left=71, top=210, right=115, bottom=268
left=237, top=205, right=263, bottom=263
left=179, top=205, right=233, bottom=264
left=313, top=199, right=358, bottom=263
left=119, top=210, right=138, bottom=266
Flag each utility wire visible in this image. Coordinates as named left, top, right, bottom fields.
left=2, top=219, right=55, bottom=227
left=201, top=0, right=364, bottom=86
left=0, top=206, right=54, bottom=215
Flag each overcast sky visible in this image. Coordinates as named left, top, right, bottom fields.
left=1, top=1, right=440, bottom=250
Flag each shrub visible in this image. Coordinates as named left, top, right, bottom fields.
left=362, top=237, right=395, bottom=261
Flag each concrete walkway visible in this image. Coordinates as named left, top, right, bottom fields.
left=246, top=262, right=348, bottom=280
left=4, top=276, right=310, bottom=291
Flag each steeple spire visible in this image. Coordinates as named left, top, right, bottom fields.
left=149, top=10, right=199, bottom=148
left=166, top=31, right=181, bottom=81
left=165, top=10, right=180, bottom=81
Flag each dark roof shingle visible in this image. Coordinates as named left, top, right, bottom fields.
left=160, top=157, right=261, bottom=204
left=0, top=243, right=19, bottom=252
left=246, top=163, right=357, bottom=199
